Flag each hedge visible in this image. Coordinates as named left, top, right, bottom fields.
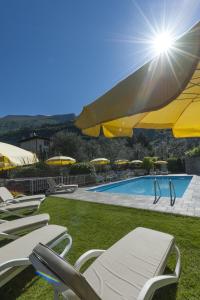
left=69, top=162, right=96, bottom=175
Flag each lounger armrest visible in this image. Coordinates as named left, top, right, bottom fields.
left=137, top=274, right=179, bottom=300
left=137, top=245, right=181, bottom=300
left=48, top=232, right=73, bottom=258
left=0, top=258, right=30, bottom=272
left=74, top=249, right=105, bottom=271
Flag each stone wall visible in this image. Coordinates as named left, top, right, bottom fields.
left=185, top=156, right=200, bottom=175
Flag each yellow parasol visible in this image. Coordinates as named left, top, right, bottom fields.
left=76, top=22, right=200, bottom=138
left=154, top=160, right=168, bottom=165
left=114, top=159, right=129, bottom=165
left=130, top=160, right=143, bottom=164
left=45, top=156, right=76, bottom=166
left=90, top=158, right=110, bottom=165
left=0, top=142, right=38, bottom=171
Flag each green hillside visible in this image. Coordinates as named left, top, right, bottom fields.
left=0, top=114, right=75, bottom=135
left=0, top=113, right=199, bottom=160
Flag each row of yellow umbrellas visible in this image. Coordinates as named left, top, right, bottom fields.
left=45, top=156, right=168, bottom=166
left=0, top=148, right=167, bottom=171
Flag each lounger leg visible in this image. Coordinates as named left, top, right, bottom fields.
left=54, top=290, right=60, bottom=300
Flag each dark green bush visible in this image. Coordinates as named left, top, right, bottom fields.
left=9, top=162, right=61, bottom=178
left=167, top=157, right=185, bottom=173
left=142, top=157, right=157, bottom=173
left=69, top=162, right=95, bottom=175
left=185, top=146, right=200, bottom=157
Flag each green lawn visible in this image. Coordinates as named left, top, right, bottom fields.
left=1, top=197, right=200, bottom=300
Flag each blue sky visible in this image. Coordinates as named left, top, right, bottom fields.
left=0, top=0, right=200, bottom=116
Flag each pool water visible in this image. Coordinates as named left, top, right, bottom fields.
left=89, top=176, right=192, bottom=197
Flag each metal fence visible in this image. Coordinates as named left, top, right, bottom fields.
left=4, top=174, right=95, bottom=195
left=1, top=170, right=139, bottom=195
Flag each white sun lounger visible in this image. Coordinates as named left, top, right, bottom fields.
left=46, top=178, right=78, bottom=194
left=0, top=201, right=41, bottom=218
left=0, top=224, right=72, bottom=287
left=0, top=213, right=50, bottom=241
left=0, top=187, right=46, bottom=203
left=30, top=227, right=181, bottom=300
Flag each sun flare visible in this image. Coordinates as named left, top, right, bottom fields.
left=152, top=32, right=174, bottom=55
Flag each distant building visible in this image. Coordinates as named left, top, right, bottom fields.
left=19, top=133, right=51, bottom=160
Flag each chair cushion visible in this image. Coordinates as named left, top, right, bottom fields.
left=0, top=225, right=67, bottom=267
left=0, top=213, right=49, bottom=233
left=83, top=227, right=174, bottom=300
left=16, top=194, right=45, bottom=202
left=0, top=201, right=40, bottom=211
left=0, top=225, right=67, bottom=288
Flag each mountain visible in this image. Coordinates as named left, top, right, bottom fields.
left=0, top=114, right=75, bottom=135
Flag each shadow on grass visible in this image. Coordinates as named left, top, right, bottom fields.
left=153, top=283, right=178, bottom=300
left=0, top=266, right=38, bottom=300
left=153, top=266, right=178, bottom=300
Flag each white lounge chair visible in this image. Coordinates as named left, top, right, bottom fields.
left=0, top=200, right=41, bottom=218
left=0, top=213, right=50, bottom=241
left=0, top=224, right=72, bottom=287
left=0, top=187, right=45, bottom=203
left=30, top=227, right=181, bottom=300
left=46, top=178, right=78, bottom=194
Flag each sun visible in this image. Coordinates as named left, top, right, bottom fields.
left=152, top=31, right=174, bottom=55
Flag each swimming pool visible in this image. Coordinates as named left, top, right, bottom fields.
left=89, top=176, right=192, bottom=197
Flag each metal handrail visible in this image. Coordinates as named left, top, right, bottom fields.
left=153, top=178, right=161, bottom=204
left=169, top=179, right=176, bottom=206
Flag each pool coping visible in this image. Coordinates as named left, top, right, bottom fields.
left=53, top=175, right=200, bottom=218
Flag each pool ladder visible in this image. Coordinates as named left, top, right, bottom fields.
left=153, top=178, right=176, bottom=206
left=153, top=178, right=161, bottom=204
left=169, top=179, right=176, bottom=206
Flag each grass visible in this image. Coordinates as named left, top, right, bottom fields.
left=1, top=197, right=200, bottom=300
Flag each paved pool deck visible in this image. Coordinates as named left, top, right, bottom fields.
left=54, top=175, right=200, bottom=217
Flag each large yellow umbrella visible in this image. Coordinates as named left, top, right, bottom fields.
left=90, top=158, right=110, bottom=165
left=0, top=155, right=14, bottom=171
left=45, top=156, right=76, bottom=166
left=76, top=21, right=200, bottom=138
left=0, top=142, right=38, bottom=171
left=114, top=159, right=129, bottom=165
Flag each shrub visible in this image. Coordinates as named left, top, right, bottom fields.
left=167, top=157, right=185, bottom=173
left=69, top=162, right=96, bottom=175
left=185, top=146, right=200, bottom=157
left=9, top=162, right=61, bottom=178
left=142, top=157, right=157, bottom=173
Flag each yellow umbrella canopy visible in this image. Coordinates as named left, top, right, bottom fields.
left=130, top=160, right=143, bottom=164
left=90, top=158, right=110, bottom=165
left=154, top=160, right=168, bottom=165
left=0, top=155, right=14, bottom=171
left=46, top=156, right=76, bottom=166
left=114, top=159, right=129, bottom=165
left=76, top=22, right=200, bottom=138
left=0, top=142, right=38, bottom=170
